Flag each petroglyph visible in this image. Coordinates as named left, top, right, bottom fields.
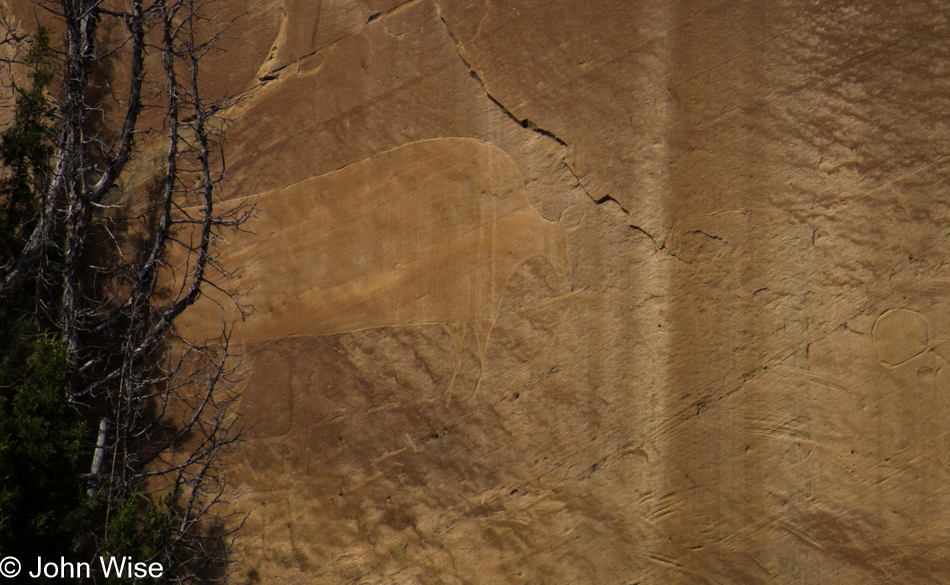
left=872, top=308, right=929, bottom=367
left=178, top=138, right=571, bottom=362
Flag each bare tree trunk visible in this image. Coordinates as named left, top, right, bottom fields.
left=87, top=418, right=109, bottom=498
left=0, top=0, right=253, bottom=581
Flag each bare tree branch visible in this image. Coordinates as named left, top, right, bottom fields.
left=0, top=0, right=252, bottom=580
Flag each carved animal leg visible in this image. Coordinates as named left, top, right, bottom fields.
left=442, top=323, right=466, bottom=406
left=470, top=319, right=493, bottom=397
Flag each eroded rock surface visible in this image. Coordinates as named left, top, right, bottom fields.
left=204, top=1, right=950, bottom=583
left=9, top=0, right=950, bottom=582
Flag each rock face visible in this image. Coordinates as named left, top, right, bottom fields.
left=13, top=0, right=950, bottom=582
left=180, top=138, right=571, bottom=356
left=203, top=1, right=950, bottom=583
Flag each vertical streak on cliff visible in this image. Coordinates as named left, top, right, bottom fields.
left=660, top=1, right=797, bottom=581
left=629, top=1, right=677, bottom=579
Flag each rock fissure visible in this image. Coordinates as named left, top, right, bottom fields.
left=630, top=224, right=659, bottom=248
left=365, top=0, right=422, bottom=25
left=593, top=192, right=631, bottom=215
left=579, top=177, right=680, bottom=259
left=434, top=1, right=686, bottom=266
left=256, top=0, right=426, bottom=85
left=686, top=229, right=726, bottom=243
left=435, top=2, right=567, bottom=148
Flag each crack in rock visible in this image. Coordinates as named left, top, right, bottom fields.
left=593, top=192, right=631, bottom=215
left=433, top=1, right=687, bottom=264
left=577, top=170, right=687, bottom=261
left=630, top=224, right=660, bottom=249
left=365, top=0, right=419, bottom=24
left=435, top=1, right=566, bottom=147
left=685, top=229, right=726, bottom=243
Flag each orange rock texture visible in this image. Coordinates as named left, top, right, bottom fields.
left=13, top=0, right=950, bottom=582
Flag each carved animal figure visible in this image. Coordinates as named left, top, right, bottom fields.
left=179, top=138, right=572, bottom=365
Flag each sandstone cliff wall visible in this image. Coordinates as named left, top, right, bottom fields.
left=200, top=1, right=950, bottom=583
left=12, top=0, right=950, bottom=583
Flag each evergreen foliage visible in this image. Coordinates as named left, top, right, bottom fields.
left=102, top=490, right=178, bottom=584
left=0, top=336, right=90, bottom=565
left=0, top=26, right=53, bottom=263
left=0, top=29, right=92, bottom=579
